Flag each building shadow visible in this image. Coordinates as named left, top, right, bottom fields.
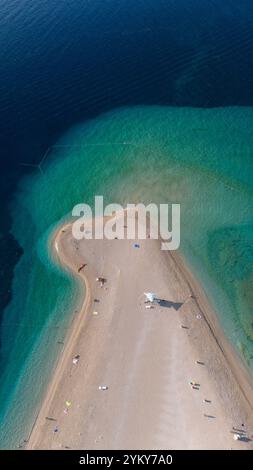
left=156, top=299, right=183, bottom=310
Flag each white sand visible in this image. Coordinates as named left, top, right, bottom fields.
left=27, top=213, right=253, bottom=450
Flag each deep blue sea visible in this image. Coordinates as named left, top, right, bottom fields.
left=0, top=0, right=253, bottom=448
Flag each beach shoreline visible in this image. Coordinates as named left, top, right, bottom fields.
left=26, top=213, right=253, bottom=450
left=169, top=249, right=253, bottom=409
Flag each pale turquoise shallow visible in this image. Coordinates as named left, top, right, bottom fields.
left=1, top=106, right=253, bottom=448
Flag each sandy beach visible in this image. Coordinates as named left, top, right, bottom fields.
left=27, top=212, right=253, bottom=450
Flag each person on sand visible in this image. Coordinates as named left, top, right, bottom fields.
left=78, top=263, right=87, bottom=273
left=96, top=277, right=106, bottom=287
left=72, top=354, right=80, bottom=364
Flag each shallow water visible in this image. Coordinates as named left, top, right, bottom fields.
left=1, top=105, right=253, bottom=448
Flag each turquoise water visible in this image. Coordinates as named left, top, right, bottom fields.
left=1, top=105, right=253, bottom=448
